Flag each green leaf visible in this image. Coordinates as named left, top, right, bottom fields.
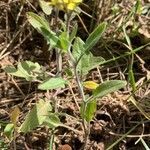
left=27, top=12, right=50, bottom=31
left=72, top=37, right=85, bottom=61
left=80, top=52, right=105, bottom=75
left=38, top=77, right=67, bottom=90
left=72, top=37, right=105, bottom=75
left=4, top=65, right=27, bottom=78
left=70, top=23, right=78, bottom=42
left=84, top=22, right=107, bottom=52
left=64, top=68, right=73, bottom=77
left=128, top=69, right=136, bottom=92
left=123, top=26, right=132, bottom=49
left=39, top=0, right=52, bottom=15
left=21, top=61, right=41, bottom=73
left=135, top=0, right=142, bottom=15
left=4, top=123, right=14, bottom=139
left=43, top=114, right=61, bottom=128
left=27, top=12, right=58, bottom=47
left=124, top=0, right=141, bottom=24
left=19, top=99, right=52, bottom=133
left=40, top=27, right=59, bottom=47
left=58, top=32, right=70, bottom=52
left=80, top=100, right=97, bottom=122
left=93, top=80, right=127, bottom=98
left=4, top=61, right=41, bottom=81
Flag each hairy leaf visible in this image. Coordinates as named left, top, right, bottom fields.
left=93, top=80, right=127, bottom=98
left=43, top=114, right=61, bottom=128
left=80, top=100, right=97, bottom=122
left=4, top=61, right=41, bottom=81
left=38, top=77, right=67, bottom=90
left=85, top=22, right=107, bottom=52
left=39, top=0, right=52, bottom=15
left=80, top=52, right=105, bottom=75
left=27, top=12, right=58, bottom=47
left=19, top=99, right=52, bottom=133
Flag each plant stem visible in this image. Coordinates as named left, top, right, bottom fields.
left=82, top=122, right=90, bottom=150
left=54, top=9, right=62, bottom=77
left=56, top=49, right=62, bottom=77
left=49, top=129, right=55, bottom=150
left=66, top=13, right=76, bottom=65
left=66, top=12, right=90, bottom=150
left=74, top=63, right=90, bottom=150
left=74, top=67, right=85, bottom=101
left=66, top=12, right=71, bottom=33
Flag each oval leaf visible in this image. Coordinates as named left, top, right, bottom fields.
left=85, top=22, right=107, bottom=52
left=4, top=123, right=14, bottom=139
left=93, top=80, right=127, bottom=98
left=80, top=53, right=105, bottom=75
left=10, top=106, right=20, bottom=127
left=58, top=32, right=70, bottom=52
left=39, top=0, right=52, bottom=15
left=27, top=12, right=50, bottom=31
left=43, top=114, right=61, bottom=129
left=72, top=37, right=85, bottom=61
left=27, top=12, right=58, bottom=47
left=19, top=99, right=52, bottom=133
left=80, top=100, right=97, bottom=122
left=38, top=77, right=67, bottom=90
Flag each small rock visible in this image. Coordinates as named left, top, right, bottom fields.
left=58, top=144, right=72, bottom=150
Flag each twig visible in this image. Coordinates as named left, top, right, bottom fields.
left=109, top=132, right=150, bottom=138
left=59, top=124, right=82, bottom=135
left=11, top=77, right=25, bottom=97
left=68, top=83, right=80, bottom=110
left=0, top=21, right=28, bottom=60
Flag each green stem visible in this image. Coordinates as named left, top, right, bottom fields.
left=49, top=129, right=55, bottom=150
left=80, top=101, right=91, bottom=150
left=74, top=64, right=90, bottom=150
left=66, top=12, right=71, bottom=33
left=65, top=12, right=89, bottom=149
left=56, top=49, right=62, bottom=77
left=49, top=9, right=62, bottom=147
left=74, top=66, right=85, bottom=101
left=54, top=9, right=62, bottom=77
left=83, top=122, right=90, bottom=150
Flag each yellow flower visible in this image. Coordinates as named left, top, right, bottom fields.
left=67, top=2, right=76, bottom=10
left=49, top=0, right=82, bottom=11
left=72, top=0, right=82, bottom=2
left=63, top=0, right=69, bottom=3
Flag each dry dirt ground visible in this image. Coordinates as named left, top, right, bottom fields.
left=0, top=0, right=150, bottom=150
